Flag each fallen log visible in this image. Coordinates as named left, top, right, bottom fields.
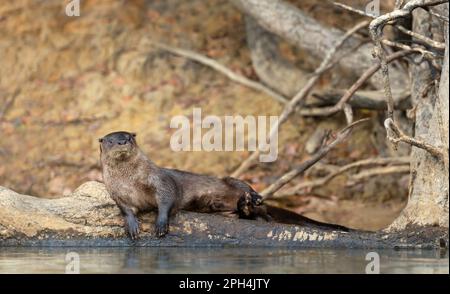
left=0, top=181, right=447, bottom=248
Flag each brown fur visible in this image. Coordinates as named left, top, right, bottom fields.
left=99, top=131, right=266, bottom=239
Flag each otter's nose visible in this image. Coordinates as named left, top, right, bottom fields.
left=117, top=139, right=127, bottom=145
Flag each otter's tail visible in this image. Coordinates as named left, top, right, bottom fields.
left=266, top=205, right=352, bottom=232
left=222, top=177, right=351, bottom=232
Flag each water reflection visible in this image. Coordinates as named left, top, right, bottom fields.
left=0, top=247, right=447, bottom=274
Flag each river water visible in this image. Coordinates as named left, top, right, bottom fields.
left=0, top=247, right=448, bottom=274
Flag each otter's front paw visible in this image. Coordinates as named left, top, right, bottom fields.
left=125, top=216, right=140, bottom=240
left=154, top=219, right=169, bottom=238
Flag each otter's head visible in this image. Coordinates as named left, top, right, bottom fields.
left=99, top=131, right=138, bottom=162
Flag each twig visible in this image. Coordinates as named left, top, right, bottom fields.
left=298, top=50, right=415, bottom=116
left=333, top=1, right=446, bottom=50
left=273, top=157, right=410, bottom=197
left=369, top=0, right=448, bottom=159
left=382, top=39, right=440, bottom=60
left=144, top=40, right=289, bottom=104
left=349, top=165, right=410, bottom=182
left=396, top=25, right=445, bottom=50
left=384, top=118, right=445, bottom=159
left=381, top=39, right=443, bottom=71
left=231, top=21, right=370, bottom=177
left=307, top=88, right=411, bottom=111
left=427, top=8, right=450, bottom=22
left=261, top=118, right=370, bottom=198
left=331, top=1, right=374, bottom=17
left=36, top=115, right=113, bottom=126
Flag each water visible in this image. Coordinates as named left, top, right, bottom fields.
left=0, top=247, right=448, bottom=274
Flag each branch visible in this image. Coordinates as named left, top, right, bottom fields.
left=384, top=118, right=446, bottom=159
left=231, top=21, right=370, bottom=177
left=244, top=15, right=413, bottom=112
left=370, top=0, right=448, bottom=29
left=369, top=0, right=448, bottom=160
left=396, top=25, right=446, bottom=50
left=143, top=39, right=395, bottom=116
left=273, top=157, right=410, bottom=197
left=144, top=40, right=289, bottom=104
left=306, top=89, right=411, bottom=111
left=0, top=181, right=446, bottom=248
left=348, top=165, right=410, bottom=183
left=333, top=1, right=446, bottom=50
left=261, top=118, right=370, bottom=198
left=297, top=50, right=415, bottom=117
left=382, top=39, right=440, bottom=61
left=427, top=8, right=450, bottom=21
left=369, top=0, right=448, bottom=119
left=381, top=39, right=443, bottom=71
left=231, top=0, right=407, bottom=89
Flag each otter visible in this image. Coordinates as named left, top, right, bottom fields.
left=99, top=131, right=351, bottom=239
left=99, top=131, right=269, bottom=239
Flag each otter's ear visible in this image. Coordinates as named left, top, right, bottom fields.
left=131, top=133, right=137, bottom=138
left=98, top=138, right=104, bottom=143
